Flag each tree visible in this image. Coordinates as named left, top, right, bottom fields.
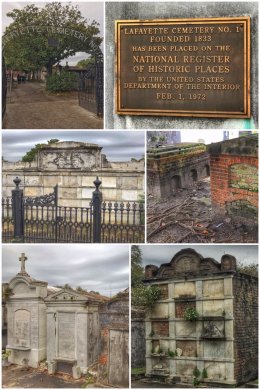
left=22, top=139, right=59, bottom=162
left=3, top=3, right=102, bottom=75
left=237, top=262, right=258, bottom=278
left=132, top=284, right=161, bottom=309
left=76, top=57, right=95, bottom=68
left=131, top=245, right=144, bottom=287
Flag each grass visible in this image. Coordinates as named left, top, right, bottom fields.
left=131, top=367, right=145, bottom=376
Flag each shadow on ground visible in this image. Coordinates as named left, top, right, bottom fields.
left=4, top=81, right=103, bottom=129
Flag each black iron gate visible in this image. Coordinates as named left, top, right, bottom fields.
left=78, top=51, right=103, bottom=117
left=2, top=177, right=144, bottom=243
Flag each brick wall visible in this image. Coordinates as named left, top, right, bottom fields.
left=175, top=300, right=196, bottom=318
left=147, top=144, right=209, bottom=198
left=208, top=135, right=258, bottom=221
left=233, top=273, right=258, bottom=384
left=156, top=284, right=169, bottom=300
left=152, top=321, right=169, bottom=336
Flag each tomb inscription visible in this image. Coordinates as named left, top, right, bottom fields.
left=58, top=312, right=75, bottom=359
left=116, top=17, right=250, bottom=117
left=14, top=309, right=30, bottom=348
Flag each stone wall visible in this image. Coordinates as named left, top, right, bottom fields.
left=208, top=134, right=258, bottom=222
left=105, top=2, right=258, bottom=129
left=233, top=273, right=258, bottom=384
left=131, top=309, right=146, bottom=368
left=2, top=141, right=144, bottom=206
left=147, top=143, right=209, bottom=198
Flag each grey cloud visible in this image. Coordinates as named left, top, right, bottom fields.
left=2, top=244, right=129, bottom=296
left=2, top=130, right=145, bottom=162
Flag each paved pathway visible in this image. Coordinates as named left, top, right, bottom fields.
left=3, top=81, right=103, bottom=129
left=2, top=365, right=85, bottom=388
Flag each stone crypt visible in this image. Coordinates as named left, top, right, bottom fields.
left=5, top=253, right=128, bottom=383
left=2, top=141, right=144, bottom=206
left=144, top=248, right=258, bottom=386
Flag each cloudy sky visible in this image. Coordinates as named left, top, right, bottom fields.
left=2, top=244, right=129, bottom=296
left=2, top=130, right=145, bottom=161
left=2, top=1, right=104, bottom=65
left=139, top=244, right=258, bottom=267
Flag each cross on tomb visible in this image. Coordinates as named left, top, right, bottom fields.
left=19, top=253, right=27, bottom=273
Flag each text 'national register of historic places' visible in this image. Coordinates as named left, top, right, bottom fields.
left=116, top=17, right=250, bottom=118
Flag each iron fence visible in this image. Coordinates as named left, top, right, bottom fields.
left=78, top=51, right=103, bottom=117
left=2, top=177, right=144, bottom=243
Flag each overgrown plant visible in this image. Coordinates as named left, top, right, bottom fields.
left=202, top=368, right=208, bottom=379
left=132, top=284, right=161, bottom=309
left=193, top=367, right=201, bottom=387
left=46, top=71, right=77, bottom=92
left=183, top=307, right=199, bottom=322
left=192, top=367, right=208, bottom=387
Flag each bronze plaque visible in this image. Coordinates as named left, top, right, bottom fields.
left=116, top=17, right=250, bottom=118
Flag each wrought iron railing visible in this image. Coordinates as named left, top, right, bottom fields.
left=2, top=177, right=144, bottom=243
left=78, top=51, right=103, bottom=117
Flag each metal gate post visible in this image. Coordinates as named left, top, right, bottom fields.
left=12, top=177, right=24, bottom=242
left=95, top=50, right=103, bottom=117
left=92, top=177, right=102, bottom=243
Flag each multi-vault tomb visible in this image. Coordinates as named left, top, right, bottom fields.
left=2, top=141, right=144, bottom=206
left=143, top=248, right=258, bottom=386
left=5, top=254, right=129, bottom=387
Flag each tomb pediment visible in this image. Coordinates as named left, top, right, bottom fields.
left=45, top=288, right=98, bottom=303
left=145, top=249, right=222, bottom=280
left=38, top=142, right=103, bottom=171
left=8, top=275, right=47, bottom=297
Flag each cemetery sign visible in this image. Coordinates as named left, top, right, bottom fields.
left=116, top=17, right=250, bottom=118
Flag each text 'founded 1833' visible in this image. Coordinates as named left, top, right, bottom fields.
left=116, top=17, right=250, bottom=118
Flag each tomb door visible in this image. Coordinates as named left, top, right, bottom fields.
left=108, top=329, right=129, bottom=387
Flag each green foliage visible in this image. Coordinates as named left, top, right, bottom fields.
left=2, top=350, right=11, bottom=359
left=151, top=135, right=157, bottom=143
left=131, top=245, right=144, bottom=287
left=237, top=262, right=258, bottom=278
left=193, top=367, right=200, bottom=378
left=202, top=368, right=208, bottom=379
left=22, top=139, right=59, bottom=162
left=167, top=348, right=175, bottom=357
left=149, top=330, right=154, bottom=337
left=131, top=284, right=161, bottom=309
left=46, top=71, right=77, bottom=92
left=193, top=367, right=201, bottom=387
left=3, top=2, right=102, bottom=73
left=76, top=57, right=95, bottom=68
left=131, top=367, right=145, bottom=376
left=183, top=307, right=199, bottom=322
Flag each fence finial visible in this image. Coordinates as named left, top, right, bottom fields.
left=94, top=176, right=102, bottom=191
left=13, top=177, right=21, bottom=189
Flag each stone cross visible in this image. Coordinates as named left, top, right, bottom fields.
left=19, top=253, right=27, bottom=273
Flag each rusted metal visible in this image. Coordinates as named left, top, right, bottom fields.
left=116, top=17, right=250, bottom=118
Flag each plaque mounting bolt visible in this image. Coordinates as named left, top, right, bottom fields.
left=240, top=24, right=243, bottom=28
left=240, top=107, right=244, bottom=112
left=121, top=105, right=125, bottom=108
